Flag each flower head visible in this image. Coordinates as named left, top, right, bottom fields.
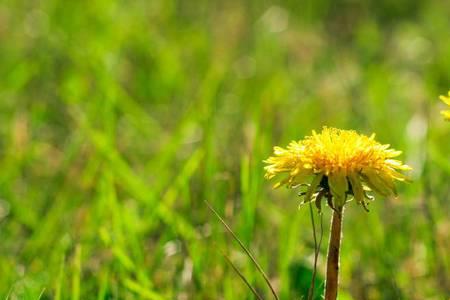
left=439, top=91, right=450, bottom=121
left=264, top=127, right=411, bottom=210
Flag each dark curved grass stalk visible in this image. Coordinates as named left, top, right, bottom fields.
left=307, top=201, right=324, bottom=300
left=223, top=253, right=264, bottom=300
left=205, top=200, right=279, bottom=300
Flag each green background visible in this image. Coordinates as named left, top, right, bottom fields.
left=0, top=0, right=449, bottom=299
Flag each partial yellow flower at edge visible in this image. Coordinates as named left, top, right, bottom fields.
left=264, top=127, right=411, bottom=209
left=440, top=90, right=450, bottom=121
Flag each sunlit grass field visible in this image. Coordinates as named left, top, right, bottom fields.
left=0, top=0, right=449, bottom=299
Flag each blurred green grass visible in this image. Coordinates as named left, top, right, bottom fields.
left=0, top=0, right=449, bottom=299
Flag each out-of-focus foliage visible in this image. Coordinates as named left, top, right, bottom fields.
left=0, top=0, right=449, bottom=299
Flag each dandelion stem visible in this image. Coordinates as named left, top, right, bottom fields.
left=324, top=206, right=344, bottom=300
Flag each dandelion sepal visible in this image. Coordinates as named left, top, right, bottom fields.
left=363, top=169, right=397, bottom=197
left=303, top=173, right=323, bottom=204
left=328, top=173, right=348, bottom=208
left=348, top=173, right=364, bottom=205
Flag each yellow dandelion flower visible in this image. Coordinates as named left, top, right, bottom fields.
left=440, top=90, right=450, bottom=121
left=264, top=127, right=411, bottom=209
